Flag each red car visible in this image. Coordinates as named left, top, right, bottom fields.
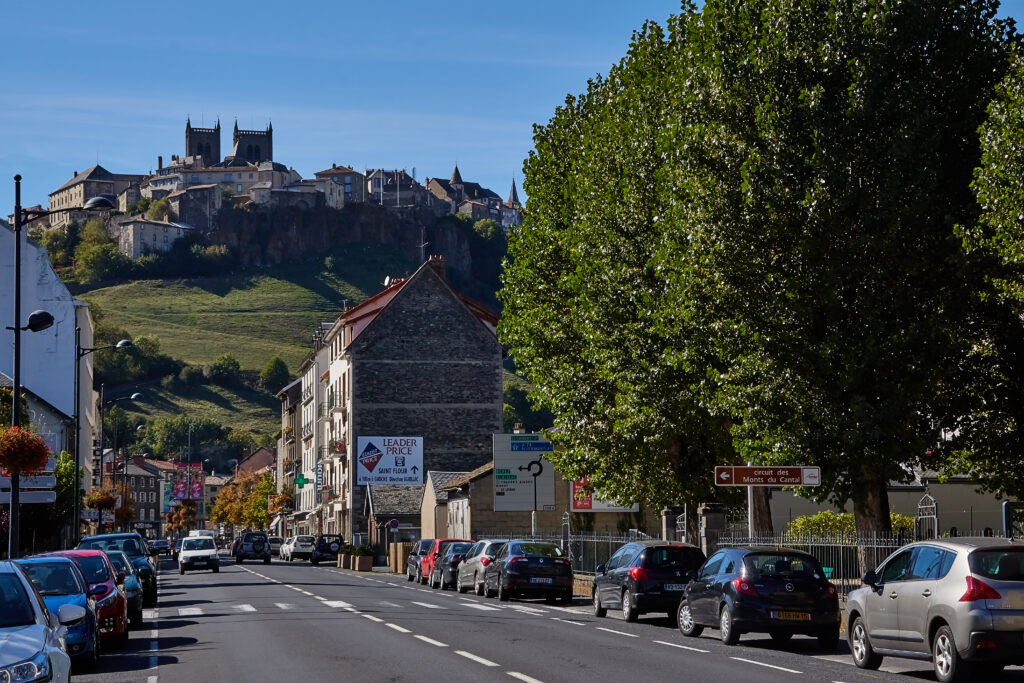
left=419, top=538, right=472, bottom=585
left=49, top=550, right=129, bottom=647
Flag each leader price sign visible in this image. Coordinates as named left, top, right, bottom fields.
left=356, top=437, right=423, bottom=485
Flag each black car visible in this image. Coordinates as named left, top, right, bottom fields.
left=311, top=534, right=344, bottom=566
left=78, top=533, right=158, bottom=607
left=430, top=541, right=474, bottom=590
left=234, top=531, right=271, bottom=564
left=678, top=546, right=840, bottom=649
left=406, top=539, right=434, bottom=582
left=171, top=538, right=184, bottom=561
left=593, top=541, right=706, bottom=622
left=456, top=539, right=508, bottom=595
left=149, top=539, right=171, bottom=556
left=484, top=540, right=573, bottom=603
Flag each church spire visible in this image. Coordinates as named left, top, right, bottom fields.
left=508, top=178, right=521, bottom=207
left=450, top=164, right=463, bottom=185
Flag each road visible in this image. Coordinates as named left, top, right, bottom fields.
left=73, top=554, right=1022, bottom=683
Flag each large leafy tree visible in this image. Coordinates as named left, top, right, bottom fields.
left=502, top=0, right=1017, bottom=536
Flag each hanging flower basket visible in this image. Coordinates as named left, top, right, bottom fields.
left=84, top=489, right=116, bottom=510
left=0, top=426, right=50, bottom=475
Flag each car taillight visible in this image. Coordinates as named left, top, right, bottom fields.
left=732, top=577, right=759, bottom=597
left=824, top=582, right=837, bottom=598
left=480, top=557, right=491, bottom=567
left=509, top=555, right=529, bottom=564
left=629, top=566, right=649, bottom=582
left=554, top=558, right=571, bottom=566
left=960, top=576, right=1001, bottom=602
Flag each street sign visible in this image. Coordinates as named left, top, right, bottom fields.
left=493, top=434, right=555, bottom=512
left=0, top=475, right=56, bottom=489
left=0, top=491, right=57, bottom=504
left=714, top=466, right=821, bottom=487
left=388, top=518, right=400, bottom=530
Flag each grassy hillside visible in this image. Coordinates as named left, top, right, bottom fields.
left=128, top=382, right=280, bottom=435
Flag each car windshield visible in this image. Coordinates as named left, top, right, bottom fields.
left=513, top=543, right=563, bottom=558
left=969, top=549, right=1024, bottom=581
left=80, top=537, right=144, bottom=556
left=184, top=538, right=215, bottom=551
left=74, top=556, right=112, bottom=584
left=19, top=562, right=84, bottom=596
left=646, top=546, right=705, bottom=570
left=0, top=574, right=35, bottom=628
left=743, top=552, right=822, bottom=578
left=448, top=543, right=472, bottom=555
left=245, top=534, right=267, bottom=542
left=105, top=554, right=133, bottom=574
left=418, top=540, right=433, bottom=553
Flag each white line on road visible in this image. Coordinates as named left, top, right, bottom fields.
left=362, top=615, right=384, bottom=623
left=299, top=590, right=313, bottom=596
left=596, top=627, right=638, bottom=638
left=313, top=595, right=325, bottom=600
left=178, top=608, right=203, bottom=617
left=730, top=657, right=802, bottom=674
left=507, top=672, right=545, bottom=683
left=344, top=607, right=360, bottom=613
left=654, top=640, right=709, bottom=653
left=455, top=651, right=499, bottom=667
left=510, top=606, right=547, bottom=614
left=461, top=603, right=501, bottom=611
left=414, top=635, right=448, bottom=647
left=411, top=601, right=447, bottom=609
left=147, top=607, right=159, bottom=683
left=233, top=604, right=257, bottom=612
left=275, top=603, right=296, bottom=610
left=386, top=623, right=411, bottom=633
left=324, top=601, right=352, bottom=608
left=379, top=601, right=402, bottom=608
left=551, top=617, right=586, bottom=626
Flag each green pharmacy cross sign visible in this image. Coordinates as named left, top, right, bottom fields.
left=294, top=474, right=308, bottom=489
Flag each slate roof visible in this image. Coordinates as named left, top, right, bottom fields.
left=368, top=485, right=424, bottom=516
left=444, top=462, right=493, bottom=491
left=427, top=471, right=470, bottom=503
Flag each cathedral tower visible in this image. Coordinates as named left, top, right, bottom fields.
left=185, top=118, right=221, bottom=166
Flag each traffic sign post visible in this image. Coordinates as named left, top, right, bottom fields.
left=714, top=466, right=821, bottom=487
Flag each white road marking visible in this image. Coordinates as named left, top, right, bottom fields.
left=455, top=651, right=499, bottom=667
left=299, top=590, right=313, bottom=596
left=344, top=607, right=360, bottom=613
left=379, top=601, right=402, bottom=608
left=507, top=672, right=545, bottom=683
left=313, top=595, right=325, bottom=601
left=143, top=609, right=157, bottom=620
left=146, top=607, right=159, bottom=682
left=596, top=627, right=638, bottom=637
left=415, top=635, right=448, bottom=647
left=233, top=604, right=257, bottom=612
left=730, top=657, right=802, bottom=674
left=510, top=606, right=547, bottom=614
left=275, top=603, right=296, bottom=610
left=461, top=603, right=501, bottom=611
left=411, top=601, right=447, bottom=609
left=654, top=640, right=709, bottom=653
left=324, top=601, right=352, bottom=608
left=363, top=614, right=384, bottom=623
left=551, top=617, right=586, bottom=625
left=178, top=608, right=203, bottom=616
left=386, top=623, right=411, bottom=633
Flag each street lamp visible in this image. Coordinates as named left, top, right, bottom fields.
left=98, top=387, right=141, bottom=532
left=8, top=175, right=114, bottom=558
left=72, top=337, right=131, bottom=545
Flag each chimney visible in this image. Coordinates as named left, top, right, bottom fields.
left=426, top=253, right=445, bottom=280
left=158, top=155, right=163, bottom=170
left=73, top=170, right=78, bottom=178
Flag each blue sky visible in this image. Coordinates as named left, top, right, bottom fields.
left=2, top=1, right=1024, bottom=214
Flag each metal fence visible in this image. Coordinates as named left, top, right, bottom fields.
left=475, top=529, right=654, bottom=576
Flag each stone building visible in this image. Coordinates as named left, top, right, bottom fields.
left=320, top=255, right=502, bottom=541
left=47, top=165, right=146, bottom=230
left=115, top=219, right=193, bottom=259
left=314, top=164, right=367, bottom=204
left=425, top=165, right=502, bottom=214
left=166, top=184, right=222, bottom=230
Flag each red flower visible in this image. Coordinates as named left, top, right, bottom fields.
left=0, top=427, right=50, bottom=475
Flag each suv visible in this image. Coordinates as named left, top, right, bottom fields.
left=311, top=535, right=343, bottom=566
left=234, top=531, right=271, bottom=564
left=846, top=538, right=1024, bottom=682
left=593, top=541, right=706, bottom=622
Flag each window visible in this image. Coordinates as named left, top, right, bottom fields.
left=879, top=549, right=914, bottom=583
left=698, top=553, right=725, bottom=580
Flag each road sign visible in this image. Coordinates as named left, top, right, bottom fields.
left=493, top=434, right=555, bottom=512
left=0, top=475, right=56, bottom=489
left=388, top=518, right=400, bottom=530
left=0, top=491, right=57, bottom=504
left=714, top=466, right=821, bottom=487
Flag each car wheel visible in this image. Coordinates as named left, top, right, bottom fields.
left=264, top=557, right=270, bottom=564
left=818, top=625, right=839, bottom=650
left=678, top=601, right=702, bottom=637
left=456, top=573, right=467, bottom=593
left=179, top=566, right=185, bottom=575
left=593, top=589, right=607, bottom=617
left=622, top=589, right=638, bottom=623
left=719, top=604, right=739, bottom=645
left=420, top=569, right=428, bottom=585
left=850, top=616, right=882, bottom=670
left=213, top=565, right=219, bottom=573
left=475, top=573, right=485, bottom=596
left=560, top=591, right=573, bottom=605
left=933, top=624, right=970, bottom=683
left=769, top=630, right=793, bottom=643
left=432, top=572, right=441, bottom=589
left=498, top=576, right=509, bottom=602
left=408, top=566, right=415, bottom=582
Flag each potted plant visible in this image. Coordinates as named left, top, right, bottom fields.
left=353, top=544, right=373, bottom=572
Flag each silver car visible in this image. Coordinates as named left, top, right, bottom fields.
left=846, top=537, right=1024, bottom=682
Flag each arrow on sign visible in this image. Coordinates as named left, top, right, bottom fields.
left=717, top=467, right=732, bottom=482
left=411, top=465, right=419, bottom=474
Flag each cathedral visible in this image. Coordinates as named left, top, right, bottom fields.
left=185, top=118, right=274, bottom=167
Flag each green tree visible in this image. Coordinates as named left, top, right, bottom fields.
left=206, top=353, right=241, bottom=386
left=0, top=388, right=30, bottom=427
left=74, top=242, right=131, bottom=283
left=258, top=357, right=290, bottom=392
left=146, top=198, right=170, bottom=221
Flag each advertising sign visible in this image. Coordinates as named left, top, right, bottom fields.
left=356, top=437, right=423, bottom=485
left=570, top=477, right=640, bottom=513
left=492, top=434, right=555, bottom=512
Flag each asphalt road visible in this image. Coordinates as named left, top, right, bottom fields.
left=72, top=554, right=1024, bottom=683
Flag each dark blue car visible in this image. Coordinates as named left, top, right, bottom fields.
left=15, top=556, right=100, bottom=668
left=78, top=533, right=158, bottom=607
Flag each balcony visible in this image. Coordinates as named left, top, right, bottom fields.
left=317, top=399, right=335, bottom=421
left=301, top=422, right=314, bottom=440
left=317, top=446, right=330, bottom=461
left=301, top=385, right=314, bottom=404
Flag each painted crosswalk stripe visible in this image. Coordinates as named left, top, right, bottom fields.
left=455, top=651, right=499, bottom=667
left=178, top=608, right=203, bottom=617
left=233, top=604, right=257, bottom=612
left=411, top=601, right=447, bottom=610
left=275, top=603, right=296, bottom=610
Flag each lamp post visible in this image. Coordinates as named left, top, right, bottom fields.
left=72, top=336, right=131, bottom=545
left=98, top=388, right=141, bottom=532
left=8, top=175, right=114, bottom=558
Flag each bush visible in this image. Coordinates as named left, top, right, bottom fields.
left=161, top=374, right=184, bottom=392
left=206, top=354, right=241, bottom=386
left=146, top=198, right=170, bottom=221
left=259, top=357, right=290, bottom=392
left=180, top=365, right=205, bottom=387
left=785, top=510, right=916, bottom=537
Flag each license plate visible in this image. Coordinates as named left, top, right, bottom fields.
left=771, top=611, right=810, bottom=621
left=194, top=560, right=207, bottom=565
left=664, top=584, right=685, bottom=591
left=530, top=577, right=553, bottom=584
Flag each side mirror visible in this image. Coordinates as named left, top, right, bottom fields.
left=116, top=572, right=126, bottom=585
left=57, top=603, right=87, bottom=626
left=596, top=564, right=606, bottom=575
left=862, top=570, right=878, bottom=586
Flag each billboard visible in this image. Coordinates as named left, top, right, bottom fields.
left=570, top=477, right=640, bottom=513
left=175, top=462, right=204, bottom=500
left=493, top=433, right=555, bottom=512
left=355, top=437, right=423, bottom=485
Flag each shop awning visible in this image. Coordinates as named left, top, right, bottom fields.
left=269, top=514, right=283, bottom=531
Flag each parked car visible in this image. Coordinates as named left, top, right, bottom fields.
left=678, top=546, right=840, bottom=649
left=406, top=539, right=434, bottom=582
left=48, top=550, right=129, bottom=648
left=420, top=538, right=470, bottom=585
left=483, top=540, right=573, bottom=603
left=78, top=532, right=158, bottom=607
left=846, top=537, right=1024, bottom=682
left=431, top=541, right=474, bottom=590
left=456, top=539, right=508, bottom=595
left=15, top=556, right=99, bottom=668
left=172, top=538, right=184, bottom=561
left=282, top=535, right=315, bottom=562
left=311, top=534, right=344, bottom=566
left=149, top=539, right=171, bottom=556
left=269, top=536, right=284, bottom=557
left=0, top=560, right=84, bottom=683
left=103, top=551, right=144, bottom=628
left=235, top=531, right=271, bottom=564
left=593, top=541, right=706, bottom=622
left=179, top=536, right=220, bottom=574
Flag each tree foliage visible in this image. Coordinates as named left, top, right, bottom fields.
left=258, top=357, right=290, bottom=392
left=785, top=511, right=915, bottom=538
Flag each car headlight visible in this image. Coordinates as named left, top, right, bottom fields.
left=0, top=651, right=50, bottom=683
left=96, top=589, right=118, bottom=609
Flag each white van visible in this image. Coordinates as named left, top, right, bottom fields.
left=188, top=530, right=215, bottom=539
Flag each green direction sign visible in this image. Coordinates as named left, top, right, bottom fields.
left=294, top=474, right=308, bottom=489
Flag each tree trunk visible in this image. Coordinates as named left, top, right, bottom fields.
left=853, top=466, right=893, bottom=572
left=750, top=487, right=774, bottom=536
